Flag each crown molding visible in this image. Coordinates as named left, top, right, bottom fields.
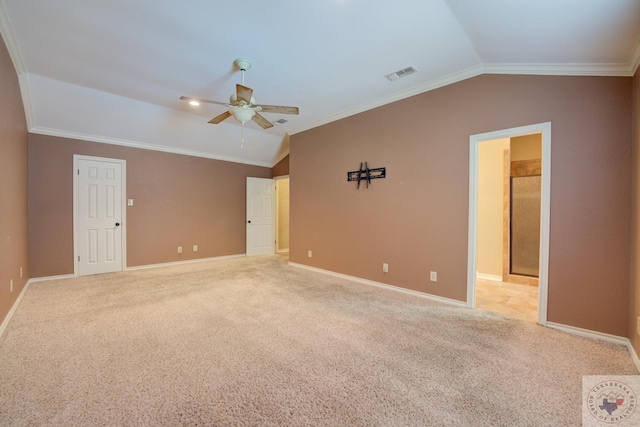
left=28, top=52, right=639, bottom=166
left=18, top=73, right=34, bottom=128
left=0, top=1, right=25, bottom=75
left=272, top=150, right=290, bottom=168
left=289, top=59, right=638, bottom=138
left=482, top=62, right=634, bottom=77
left=289, top=64, right=485, bottom=136
left=0, top=2, right=35, bottom=128
left=269, top=133, right=291, bottom=167
left=29, top=126, right=273, bottom=168
left=630, top=34, right=640, bottom=76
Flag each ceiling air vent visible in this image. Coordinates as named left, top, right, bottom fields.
left=273, top=118, right=288, bottom=126
left=385, top=66, right=417, bottom=82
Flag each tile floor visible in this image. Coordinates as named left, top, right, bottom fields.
left=475, top=277, right=538, bottom=323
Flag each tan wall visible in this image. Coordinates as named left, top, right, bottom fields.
left=290, top=74, right=632, bottom=337
left=631, top=68, right=640, bottom=355
left=0, top=35, right=29, bottom=324
left=277, top=178, right=290, bottom=251
left=511, top=134, right=542, bottom=161
left=477, top=138, right=510, bottom=277
left=28, top=134, right=272, bottom=277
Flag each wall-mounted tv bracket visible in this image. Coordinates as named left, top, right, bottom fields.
left=347, top=162, right=386, bottom=189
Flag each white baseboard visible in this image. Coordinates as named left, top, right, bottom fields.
left=12, top=259, right=640, bottom=373
left=289, top=262, right=467, bottom=308
left=283, top=265, right=640, bottom=371
left=547, top=321, right=640, bottom=372
left=0, top=279, right=32, bottom=339
left=1, top=254, right=245, bottom=337
left=277, top=249, right=290, bottom=254
left=629, top=341, right=640, bottom=372
left=28, top=274, right=75, bottom=283
left=476, top=273, right=502, bottom=282
left=126, top=254, right=246, bottom=271
left=28, top=254, right=248, bottom=279
left=546, top=321, right=629, bottom=346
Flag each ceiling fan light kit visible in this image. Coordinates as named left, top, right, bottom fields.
left=181, top=58, right=299, bottom=130
left=231, top=107, right=256, bottom=124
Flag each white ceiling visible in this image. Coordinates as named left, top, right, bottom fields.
left=1, top=0, right=639, bottom=167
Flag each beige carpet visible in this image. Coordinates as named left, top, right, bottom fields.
left=0, top=255, right=637, bottom=426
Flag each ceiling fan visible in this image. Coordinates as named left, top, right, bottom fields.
left=180, top=58, right=299, bottom=129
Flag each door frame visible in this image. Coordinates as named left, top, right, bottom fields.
left=466, top=122, right=551, bottom=326
left=73, top=154, right=127, bottom=276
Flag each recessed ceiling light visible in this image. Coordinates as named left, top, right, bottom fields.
left=189, top=100, right=200, bottom=106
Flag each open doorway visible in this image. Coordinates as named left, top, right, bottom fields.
left=275, top=176, right=290, bottom=257
left=467, top=123, right=551, bottom=325
left=474, top=136, right=540, bottom=322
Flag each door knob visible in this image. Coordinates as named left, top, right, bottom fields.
left=248, top=220, right=251, bottom=224
left=115, top=222, right=120, bottom=227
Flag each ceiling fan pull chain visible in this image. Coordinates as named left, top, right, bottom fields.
left=241, top=123, right=245, bottom=149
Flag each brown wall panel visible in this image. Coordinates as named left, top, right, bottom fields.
left=272, top=154, right=289, bottom=177
left=28, top=134, right=271, bottom=277
left=0, top=35, right=29, bottom=324
left=290, top=74, right=632, bottom=337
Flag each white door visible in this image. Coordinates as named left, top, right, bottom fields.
left=75, top=156, right=125, bottom=276
left=246, top=177, right=275, bottom=256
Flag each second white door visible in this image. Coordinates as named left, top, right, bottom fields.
left=246, top=177, right=275, bottom=256
left=75, top=156, right=125, bottom=276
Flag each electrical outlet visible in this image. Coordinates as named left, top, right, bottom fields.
left=177, top=246, right=183, bottom=254
left=308, top=250, right=312, bottom=258
left=193, top=245, right=198, bottom=252
left=20, top=267, right=23, bottom=278
left=430, top=271, right=437, bottom=282
left=383, top=263, right=389, bottom=273
left=9, top=279, right=13, bottom=293
left=637, top=317, right=640, bottom=335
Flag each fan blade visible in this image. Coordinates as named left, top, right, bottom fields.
left=236, top=84, right=253, bottom=104
left=180, top=96, right=227, bottom=106
left=251, top=113, right=274, bottom=129
left=259, top=105, right=299, bottom=115
left=208, top=111, right=232, bottom=124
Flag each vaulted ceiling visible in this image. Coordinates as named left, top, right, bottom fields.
left=1, top=0, right=639, bottom=167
